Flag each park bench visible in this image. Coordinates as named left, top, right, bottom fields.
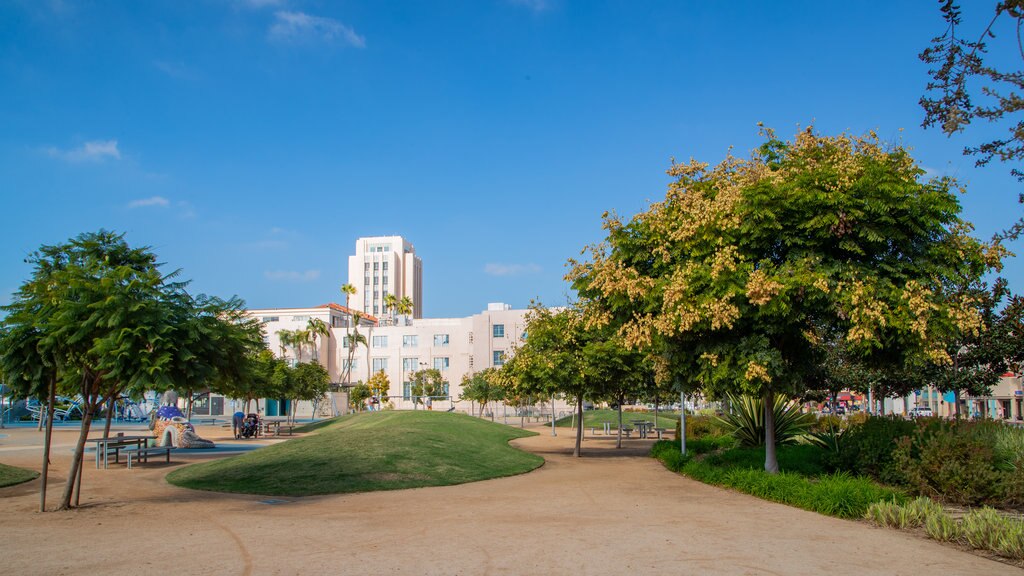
left=122, top=445, right=174, bottom=469
left=620, top=427, right=634, bottom=438
left=654, top=427, right=668, bottom=439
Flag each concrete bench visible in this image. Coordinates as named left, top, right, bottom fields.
left=620, top=427, right=634, bottom=438
left=654, top=427, right=669, bottom=439
left=123, top=445, right=174, bottom=469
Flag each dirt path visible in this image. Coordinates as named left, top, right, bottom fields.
left=0, top=422, right=1019, bottom=575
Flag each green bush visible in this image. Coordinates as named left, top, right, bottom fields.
left=651, top=442, right=898, bottom=520
left=829, top=415, right=915, bottom=482
left=809, top=414, right=845, bottom=433
left=892, top=420, right=1007, bottom=506
left=702, top=443, right=827, bottom=476
left=716, top=393, right=813, bottom=448
left=676, top=414, right=727, bottom=440
left=924, top=509, right=961, bottom=542
left=960, top=508, right=1024, bottom=559
left=865, top=496, right=942, bottom=529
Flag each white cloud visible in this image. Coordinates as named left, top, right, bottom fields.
left=269, top=11, right=365, bottom=48
left=46, top=139, right=121, bottom=162
left=127, top=196, right=170, bottom=209
left=484, top=263, right=542, bottom=277
left=508, top=0, right=550, bottom=12
left=265, top=269, right=321, bottom=282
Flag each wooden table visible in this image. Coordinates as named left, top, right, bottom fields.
left=86, top=435, right=151, bottom=469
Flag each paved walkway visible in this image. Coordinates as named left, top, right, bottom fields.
left=0, top=423, right=1019, bottom=575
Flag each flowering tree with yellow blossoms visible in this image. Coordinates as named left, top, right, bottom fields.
left=569, top=126, right=1003, bottom=473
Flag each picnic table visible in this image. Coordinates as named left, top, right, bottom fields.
left=260, top=419, right=295, bottom=437
left=86, top=435, right=151, bottom=469
left=634, top=421, right=653, bottom=439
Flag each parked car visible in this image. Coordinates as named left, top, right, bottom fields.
left=909, top=407, right=934, bottom=418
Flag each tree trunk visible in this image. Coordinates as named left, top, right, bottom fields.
left=680, top=390, right=687, bottom=456
left=550, top=395, right=557, bottom=437
left=616, top=400, right=623, bottom=449
left=763, top=389, right=779, bottom=474
left=954, top=389, right=961, bottom=419
left=60, top=392, right=96, bottom=510
left=573, top=395, right=584, bottom=457
left=40, top=376, right=56, bottom=512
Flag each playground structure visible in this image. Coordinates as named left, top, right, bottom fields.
left=150, top=405, right=215, bottom=449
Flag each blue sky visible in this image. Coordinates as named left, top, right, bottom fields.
left=2, top=1, right=1022, bottom=317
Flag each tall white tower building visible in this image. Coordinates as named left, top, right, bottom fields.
left=347, top=236, right=423, bottom=320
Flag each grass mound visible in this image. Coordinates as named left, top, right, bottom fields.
left=0, top=462, right=39, bottom=488
left=554, top=409, right=678, bottom=430
left=167, top=411, right=543, bottom=496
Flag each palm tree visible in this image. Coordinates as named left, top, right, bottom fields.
left=398, top=296, right=414, bottom=324
left=276, top=329, right=295, bottom=362
left=293, top=328, right=310, bottom=363
left=306, top=318, right=330, bottom=363
left=383, top=293, right=398, bottom=325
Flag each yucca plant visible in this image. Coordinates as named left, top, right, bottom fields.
left=716, top=393, right=812, bottom=448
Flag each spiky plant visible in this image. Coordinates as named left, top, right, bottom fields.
left=716, top=393, right=812, bottom=448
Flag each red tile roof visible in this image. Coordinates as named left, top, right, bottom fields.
left=316, top=303, right=379, bottom=325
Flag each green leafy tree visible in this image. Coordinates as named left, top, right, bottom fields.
left=292, top=362, right=331, bottom=421
left=349, top=382, right=371, bottom=411
left=570, top=128, right=999, bottom=472
left=459, top=369, right=503, bottom=420
left=0, top=231, right=261, bottom=509
left=367, top=369, right=390, bottom=405
left=409, top=368, right=447, bottom=406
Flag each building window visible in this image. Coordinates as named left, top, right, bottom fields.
left=373, top=305, right=379, bottom=314
left=382, top=276, right=388, bottom=285
left=261, top=316, right=279, bottom=323
left=382, top=262, right=389, bottom=270
left=493, top=324, right=505, bottom=338
left=434, top=357, right=450, bottom=371
left=521, top=331, right=527, bottom=341
left=364, top=262, right=370, bottom=271
left=364, top=276, right=370, bottom=285
left=331, top=316, right=346, bottom=328
left=372, top=358, right=388, bottom=372
left=403, top=382, right=412, bottom=400
left=433, top=334, right=449, bottom=346
left=442, top=383, right=449, bottom=396
left=373, top=291, right=379, bottom=299
left=493, top=350, right=504, bottom=366
left=402, top=357, right=419, bottom=372
left=403, top=335, right=418, bottom=348
left=373, top=262, right=379, bottom=271
left=292, top=315, right=309, bottom=322
left=342, top=358, right=359, bottom=370
left=373, top=277, right=379, bottom=285
left=372, top=335, right=388, bottom=348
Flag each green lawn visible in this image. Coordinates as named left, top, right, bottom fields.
left=554, top=409, right=679, bottom=430
left=166, top=411, right=543, bottom=496
left=0, top=462, right=39, bottom=488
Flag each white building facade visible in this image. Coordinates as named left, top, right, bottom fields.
left=347, top=235, right=423, bottom=320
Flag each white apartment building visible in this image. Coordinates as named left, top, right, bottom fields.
left=347, top=236, right=423, bottom=320
left=356, top=302, right=533, bottom=411
left=194, top=302, right=572, bottom=419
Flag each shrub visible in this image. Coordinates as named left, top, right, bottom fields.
left=680, top=415, right=725, bottom=439
left=892, top=420, right=1006, bottom=506
left=716, top=393, right=813, bottom=448
left=829, top=415, right=914, bottom=482
left=924, top=509, right=961, bottom=542
left=652, top=442, right=898, bottom=520
left=703, top=443, right=827, bottom=476
left=809, top=414, right=845, bottom=433
left=957, top=507, right=1024, bottom=561
left=865, top=497, right=941, bottom=529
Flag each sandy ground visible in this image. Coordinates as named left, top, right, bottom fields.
left=0, top=421, right=1020, bottom=576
